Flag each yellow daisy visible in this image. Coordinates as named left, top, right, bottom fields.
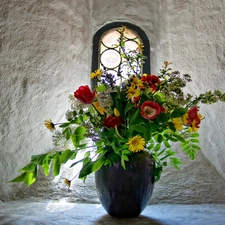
left=164, top=61, right=172, bottom=67
left=44, top=119, right=55, bottom=132
left=90, top=69, right=102, bottom=79
left=131, top=77, right=143, bottom=87
left=127, top=135, right=145, bottom=153
left=172, top=118, right=183, bottom=130
left=127, top=86, right=140, bottom=99
left=64, top=178, right=71, bottom=188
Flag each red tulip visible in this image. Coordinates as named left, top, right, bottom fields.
left=103, top=115, right=122, bottom=128
left=74, top=85, right=96, bottom=104
left=141, top=74, right=160, bottom=92
left=141, top=101, right=161, bottom=120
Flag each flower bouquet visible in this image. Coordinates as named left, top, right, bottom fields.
left=11, top=27, right=225, bottom=189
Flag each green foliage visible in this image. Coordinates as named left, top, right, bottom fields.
left=171, top=108, right=187, bottom=118
left=10, top=150, right=77, bottom=186
left=180, top=133, right=201, bottom=160
left=79, top=155, right=105, bottom=179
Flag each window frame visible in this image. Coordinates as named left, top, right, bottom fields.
left=91, top=22, right=150, bottom=88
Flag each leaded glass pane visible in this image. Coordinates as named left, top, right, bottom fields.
left=99, top=28, right=143, bottom=83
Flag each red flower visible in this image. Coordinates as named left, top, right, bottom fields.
left=141, top=74, right=160, bottom=92
left=74, top=85, right=96, bottom=104
left=132, top=96, right=141, bottom=107
left=186, top=106, right=201, bottom=128
left=160, top=105, right=166, bottom=113
left=103, top=115, right=122, bottom=128
left=141, top=101, right=161, bottom=120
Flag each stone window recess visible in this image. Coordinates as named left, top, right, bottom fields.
left=91, top=22, right=150, bottom=88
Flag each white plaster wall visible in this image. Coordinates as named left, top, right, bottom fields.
left=0, top=0, right=92, bottom=201
left=151, top=0, right=225, bottom=203
left=1, top=0, right=225, bottom=204
left=165, top=0, right=225, bottom=178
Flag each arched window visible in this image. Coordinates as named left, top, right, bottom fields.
left=91, top=22, right=150, bottom=88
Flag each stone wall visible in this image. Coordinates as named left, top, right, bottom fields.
left=0, top=0, right=225, bottom=203
left=0, top=0, right=92, bottom=201
left=166, top=0, right=225, bottom=179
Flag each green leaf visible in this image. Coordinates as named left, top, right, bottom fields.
left=121, top=158, right=126, bottom=169
left=10, top=167, right=38, bottom=186
left=79, top=115, right=88, bottom=123
left=169, top=136, right=178, bottom=142
left=75, top=126, right=86, bottom=140
left=155, top=134, right=163, bottom=143
left=70, top=158, right=84, bottom=168
left=129, top=108, right=141, bottom=125
left=170, top=157, right=182, bottom=170
left=192, top=144, right=201, bottom=150
left=122, top=155, right=129, bottom=161
left=60, top=149, right=75, bottom=164
left=191, top=133, right=200, bottom=137
left=71, top=126, right=86, bottom=147
left=76, top=143, right=87, bottom=149
left=96, top=84, right=107, bottom=92
left=181, top=140, right=189, bottom=146
left=42, top=161, right=50, bottom=176
left=154, top=93, right=164, bottom=104
left=189, top=151, right=196, bottom=160
left=24, top=168, right=37, bottom=186
left=168, top=122, right=176, bottom=132
left=59, top=122, right=71, bottom=128
left=9, top=172, right=27, bottom=183
left=125, top=103, right=134, bottom=115
left=171, top=108, right=187, bottom=118
left=79, top=156, right=104, bottom=179
left=154, top=143, right=161, bottom=151
left=163, top=140, right=171, bottom=148
left=31, top=154, right=47, bottom=165
left=157, top=113, right=169, bottom=122
left=131, top=125, right=147, bottom=133
left=173, top=134, right=186, bottom=143
left=122, top=150, right=131, bottom=155
left=63, top=127, right=72, bottom=140
left=190, top=139, right=200, bottom=143
left=84, top=151, right=90, bottom=158
left=165, top=149, right=176, bottom=156
left=19, top=163, right=36, bottom=172
left=52, top=155, right=61, bottom=176
left=153, top=165, right=162, bottom=182
left=182, top=144, right=191, bottom=151
left=146, top=139, right=154, bottom=149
